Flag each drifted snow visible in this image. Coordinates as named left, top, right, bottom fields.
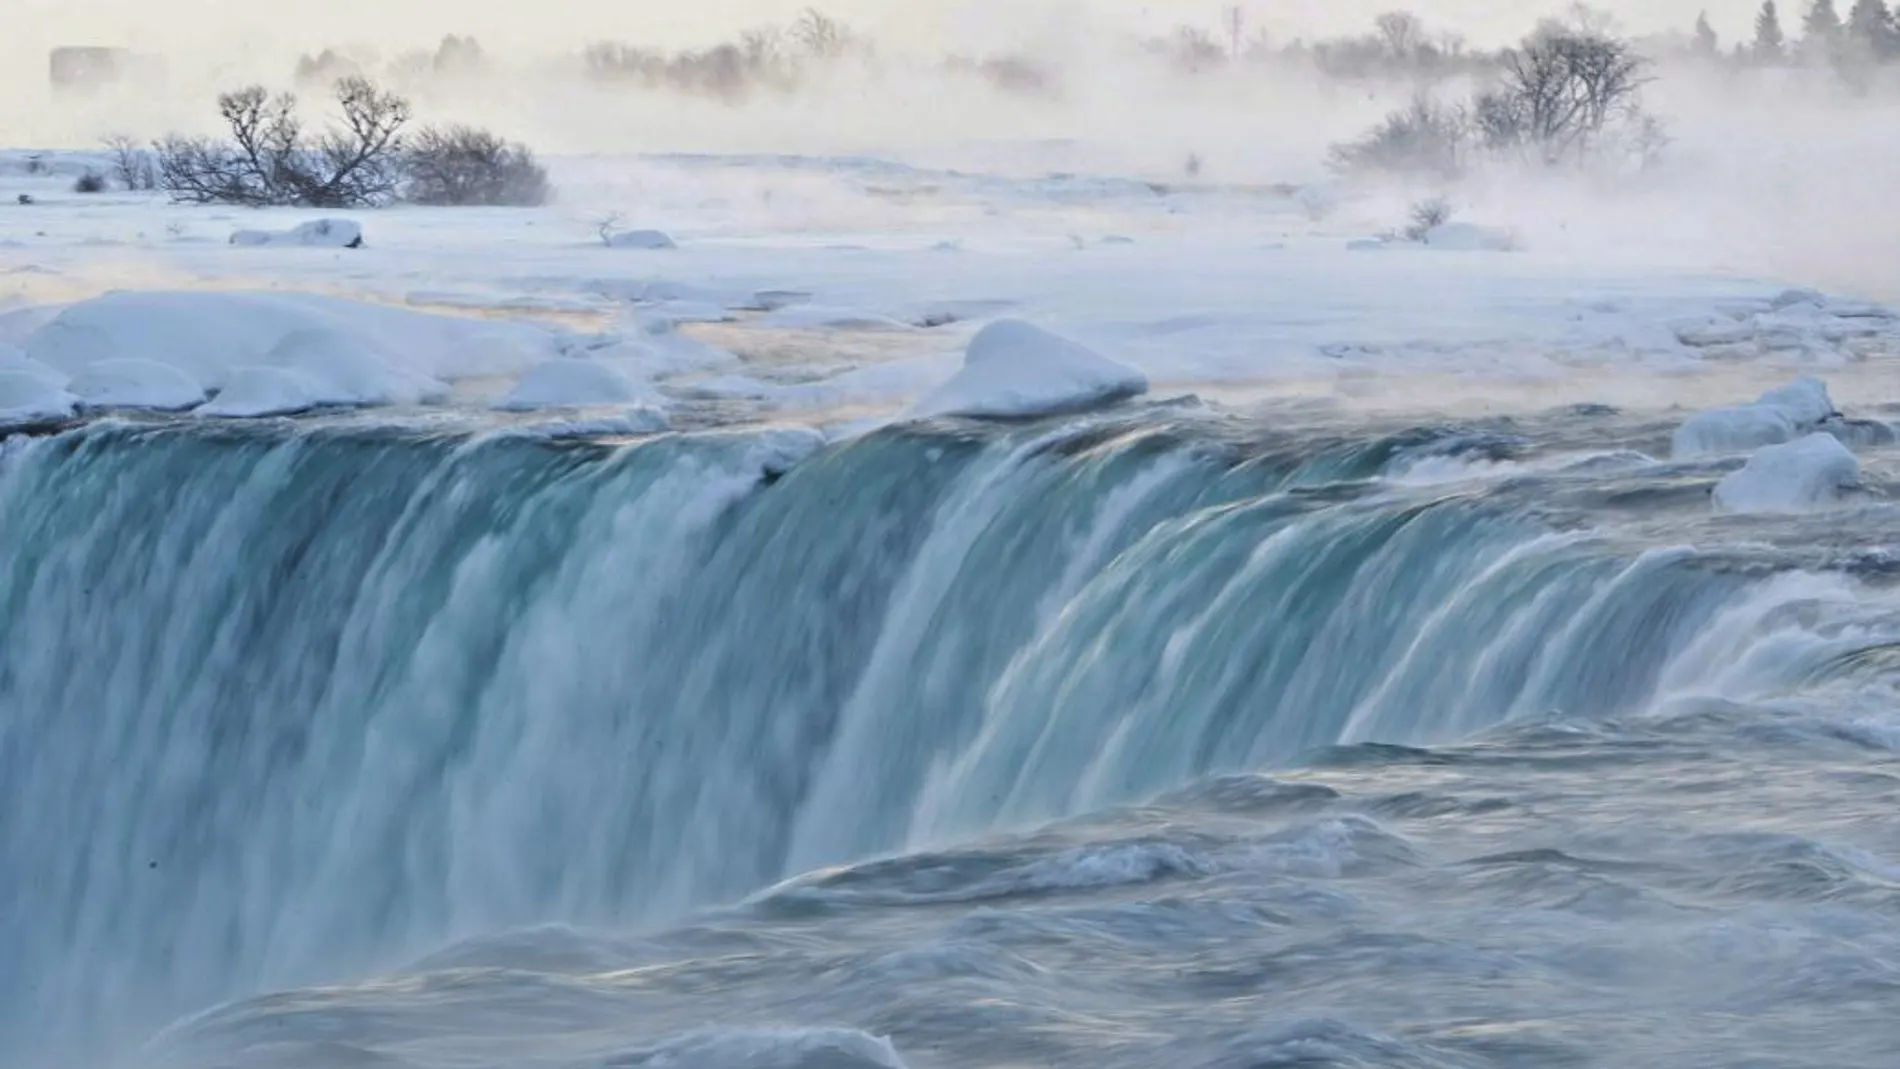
left=603, top=229, right=677, bottom=250
left=16, top=291, right=554, bottom=390
left=230, top=219, right=363, bottom=248
left=1423, top=222, right=1515, bottom=251
left=262, top=328, right=448, bottom=406
left=0, top=370, right=78, bottom=424
left=909, top=319, right=1147, bottom=419
left=494, top=358, right=658, bottom=411
left=0, top=352, right=68, bottom=390
left=69, top=358, right=206, bottom=410
left=196, top=367, right=330, bottom=418
left=1672, top=377, right=1840, bottom=458
left=1712, top=433, right=1863, bottom=514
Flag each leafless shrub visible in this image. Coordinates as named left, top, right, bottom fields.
left=71, top=170, right=106, bottom=194
left=103, top=134, right=158, bottom=190
left=1328, top=94, right=1468, bottom=180
left=792, top=8, right=853, bottom=59
left=155, top=77, right=410, bottom=207
left=402, top=125, right=550, bottom=206
left=1403, top=196, right=1452, bottom=240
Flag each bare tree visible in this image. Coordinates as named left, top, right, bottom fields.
left=1328, top=94, right=1468, bottom=179
left=1375, top=10, right=1426, bottom=57
left=403, top=125, right=549, bottom=206
left=155, top=78, right=411, bottom=207
left=793, top=9, right=851, bottom=59
left=102, top=134, right=157, bottom=190
left=1491, top=31, right=1648, bottom=165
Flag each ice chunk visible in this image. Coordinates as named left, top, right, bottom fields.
left=909, top=319, right=1147, bottom=419
left=603, top=229, right=677, bottom=249
left=494, top=358, right=655, bottom=411
left=0, top=370, right=78, bottom=424
left=1712, top=433, right=1862, bottom=514
left=230, top=218, right=363, bottom=248
left=69, top=358, right=206, bottom=410
left=196, top=367, right=330, bottom=417
left=508, top=405, right=671, bottom=439
left=262, top=328, right=448, bottom=406
left=1672, top=376, right=1839, bottom=458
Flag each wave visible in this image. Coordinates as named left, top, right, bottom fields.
left=4, top=412, right=1899, bottom=1063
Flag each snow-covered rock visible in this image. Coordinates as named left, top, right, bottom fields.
left=69, top=358, right=206, bottom=410
left=196, top=367, right=330, bottom=418
left=1423, top=222, right=1515, bottom=251
left=908, top=319, right=1148, bottom=419
left=262, top=328, right=448, bottom=406
left=1712, top=433, right=1863, bottom=514
left=0, top=370, right=78, bottom=424
left=603, top=229, right=676, bottom=250
left=20, top=291, right=554, bottom=389
left=230, top=219, right=363, bottom=248
left=494, top=358, right=656, bottom=411
left=1672, top=376, right=1840, bottom=458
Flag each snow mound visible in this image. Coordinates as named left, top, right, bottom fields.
left=494, top=358, right=656, bottom=411
left=262, top=328, right=448, bottom=406
left=197, top=367, right=330, bottom=418
left=1672, top=376, right=1840, bottom=459
left=230, top=218, right=363, bottom=248
left=1713, top=433, right=1862, bottom=514
left=69, top=358, right=206, bottom=410
left=1423, top=222, right=1516, bottom=251
left=603, top=229, right=677, bottom=250
left=909, top=319, right=1147, bottom=419
left=20, top=291, right=554, bottom=389
left=0, top=352, right=68, bottom=389
left=0, top=370, right=78, bottom=424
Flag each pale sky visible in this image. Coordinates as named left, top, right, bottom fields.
left=5, top=1, right=1757, bottom=61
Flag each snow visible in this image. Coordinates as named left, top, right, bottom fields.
left=1712, top=433, right=1863, bottom=514
left=908, top=319, right=1147, bottom=419
left=230, top=219, right=363, bottom=248
left=196, top=367, right=332, bottom=418
left=603, top=229, right=677, bottom=250
left=1673, top=377, right=1840, bottom=459
left=68, top=358, right=206, bottom=410
left=0, top=352, right=69, bottom=390
left=1423, top=222, right=1516, bottom=251
left=5, top=151, right=1900, bottom=433
left=9, top=291, right=555, bottom=391
left=261, top=328, right=448, bottom=406
left=0, top=370, right=78, bottom=425
left=494, top=358, right=659, bottom=411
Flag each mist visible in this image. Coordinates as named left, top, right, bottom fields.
left=8, top=0, right=1900, bottom=299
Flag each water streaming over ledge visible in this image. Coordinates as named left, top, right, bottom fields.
left=4, top=410, right=1899, bottom=1065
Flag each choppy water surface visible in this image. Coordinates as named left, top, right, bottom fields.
left=5, top=400, right=1900, bottom=1068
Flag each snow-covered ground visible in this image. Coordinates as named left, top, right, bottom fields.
left=6, top=148, right=1900, bottom=434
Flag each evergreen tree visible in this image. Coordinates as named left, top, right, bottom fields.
left=1847, top=0, right=1899, bottom=58
left=1695, top=10, right=1720, bottom=53
left=1804, top=0, right=1845, bottom=50
left=1755, top=0, right=1788, bottom=58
